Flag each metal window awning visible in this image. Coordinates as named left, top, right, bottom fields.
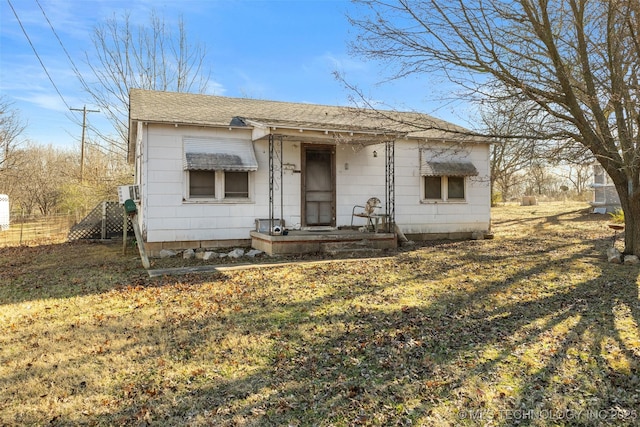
left=421, top=160, right=478, bottom=177
left=183, top=137, right=258, bottom=171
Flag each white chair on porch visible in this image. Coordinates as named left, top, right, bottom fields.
left=351, top=197, right=382, bottom=231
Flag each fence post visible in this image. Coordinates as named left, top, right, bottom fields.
left=101, top=201, right=107, bottom=240
left=19, top=209, right=24, bottom=245
left=122, top=205, right=128, bottom=254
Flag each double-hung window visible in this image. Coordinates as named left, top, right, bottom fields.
left=420, top=157, right=478, bottom=202
left=184, top=137, right=257, bottom=202
left=189, top=170, right=216, bottom=198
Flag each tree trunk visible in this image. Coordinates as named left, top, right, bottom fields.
left=617, top=182, right=640, bottom=256
left=624, top=197, right=640, bottom=257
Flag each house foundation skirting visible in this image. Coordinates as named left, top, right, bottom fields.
left=405, top=231, right=477, bottom=241
left=145, top=239, right=251, bottom=257
left=250, top=230, right=397, bottom=255
left=143, top=231, right=481, bottom=258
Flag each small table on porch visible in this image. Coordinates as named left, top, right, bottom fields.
left=369, top=213, right=391, bottom=233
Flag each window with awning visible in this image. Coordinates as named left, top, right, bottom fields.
left=420, top=154, right=478, bottom=202
left=420, top=160, right=478, bottom=177
left=183, top=137, right=256, bottom=201
left=183, top=137, right=258, bottom=171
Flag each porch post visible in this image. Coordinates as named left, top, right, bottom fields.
left=279, top=135, right=283, bottom=231
left=385, top=139, right=395, bottom=233
left=268, top=134, right=284, bottom=235
left=269, top=134, right=274, bottom=234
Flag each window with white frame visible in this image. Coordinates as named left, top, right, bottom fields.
left=224, top=171, right=249, bottom=198
left=423, top=175, right=466, bottom=201
left=420, top=154, right=478, bottom=202
left=424, top=176, right=443, bottom=199
left=184, top=137, right=257, bottom=201
left=187, top=170, right=250, bottom=200
left=189, top=170, right=216, bottom=198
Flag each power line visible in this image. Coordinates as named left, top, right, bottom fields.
left=6, top=0, right=71, bottom=110
left=35, top=0, right=90, bottom=91
left=35, top=0, right=118, bottom=156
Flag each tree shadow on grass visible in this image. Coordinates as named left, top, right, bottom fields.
left=493, top=208, right=606, bottom=230
left=3, top=216, right=640, bottom=426
left=191, top=232, right=638, bottom=425
left=44, top=235, right=633, bottom=425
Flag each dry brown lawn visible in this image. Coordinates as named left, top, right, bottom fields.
left=1, top=201, right=638, bottom=426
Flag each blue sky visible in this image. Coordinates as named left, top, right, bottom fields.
left=1, top=0, right=473, bottom=150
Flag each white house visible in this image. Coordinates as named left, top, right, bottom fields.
left=128, top=89, right=492, bottom=255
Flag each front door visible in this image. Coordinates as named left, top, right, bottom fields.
left=302, top=145, right=335, bottom=226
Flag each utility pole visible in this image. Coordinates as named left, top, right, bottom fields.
left=70, top=105, right=99, bottom=181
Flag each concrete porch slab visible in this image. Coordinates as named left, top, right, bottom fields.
left=250, top=229, right=397, bottom=255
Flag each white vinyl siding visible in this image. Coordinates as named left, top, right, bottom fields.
left=140, top=124, right=491, bottom=244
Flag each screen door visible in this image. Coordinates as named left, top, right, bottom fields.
left=303, top=146, right=335, bottom=226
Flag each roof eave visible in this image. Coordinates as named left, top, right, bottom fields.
left=131, top=119, right=254, bottom=131
left=246, top=118, right=402, bottom=135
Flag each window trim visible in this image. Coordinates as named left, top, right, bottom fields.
left=185, top=170, right=254, bottom=204
left=421, top=175, right=468, bottom=203
left=188, top=170, right=216, bottom=199
left=447, top=176, right=465, bottom=200
left=223, top=171, right=250, bottom=199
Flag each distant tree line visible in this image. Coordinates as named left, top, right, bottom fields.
left=481, top=97, right=594, bottom=205
left=0, top=98, right=131, bottom=216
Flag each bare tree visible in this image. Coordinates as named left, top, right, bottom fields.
left=525, top=163, right=555, bottom=196
left=83, top=10, right=212, bottom=160
left=3, top=140, right=130, bottom=217
left=14, top=144, right=75, bottom=216
left=350, top=0, right=640, bottom=255
left=0, top=97, right=27, bottom=173
left=481, top=98, right=541, bottom=203
left=59, top=142, right=133, bottom=214
left=559, top=164, right=593, bottom=197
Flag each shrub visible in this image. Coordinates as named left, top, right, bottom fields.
left=609, top=208, right=625, bottom=223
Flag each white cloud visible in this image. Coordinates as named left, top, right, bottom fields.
left=205, top=79, right=226, bottom=96
left=315, top=52, right=369, bottom=74
left=16, top=93, right=68, bottom=113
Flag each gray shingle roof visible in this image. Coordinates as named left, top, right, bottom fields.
left=129, top=89, right=484, bottom=141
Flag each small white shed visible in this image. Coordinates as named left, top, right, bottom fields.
left=0, top=194, right=9, bottom=231
left=590, top=164, right=621, bottom=213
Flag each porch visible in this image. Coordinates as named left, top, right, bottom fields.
left=250, top=228, right=397, bottom=256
